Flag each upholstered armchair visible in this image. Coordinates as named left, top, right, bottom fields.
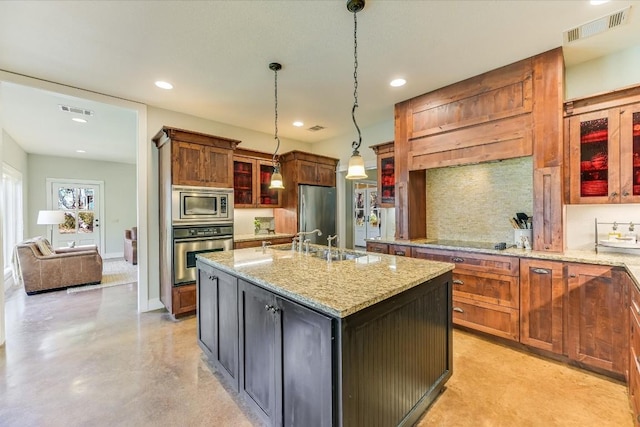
left=124, top=227, right=137, bottom=265
left=14, top=237, right=103, bottom=295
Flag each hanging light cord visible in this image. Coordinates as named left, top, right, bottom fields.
left=273, top=66, right=281, bottom=168
left=351, top=9, right=362, bottom=154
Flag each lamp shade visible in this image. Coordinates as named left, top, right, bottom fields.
left=269, top=171, right=284, bottom=190
left=345, top=153, right=367, bottom=180
left=37, top=210, right=65, bottom=225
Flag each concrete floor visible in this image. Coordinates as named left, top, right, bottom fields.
left=0, top=283, right=633, bottom=427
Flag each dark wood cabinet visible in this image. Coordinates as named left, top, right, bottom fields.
left=239, top=280, right=277, bottom=424
left=274, top=151, right=339, bottom=235
left=238, top=279, right=333, bottom=427
left=371, top=141, right=395, bottom=208
left=520, top=259, right=565, bottom=354
left=233, top=149, right=282, bottom=208
left=197, top=264, right=239, bottom=389
left=565, top=85, right=640, bottom=204
left=233, top=236, right=292, bottom=250
left=412, top=247, right=520, bottom=341
left=153, top=127, right=239, bottom=318
left=567, top=263, right=628, bottom=377
left=629, top=283, right=640, bottom=424
left=365, top=241, right=388, bottom=254
left=388, top=243, right=410, bottom=256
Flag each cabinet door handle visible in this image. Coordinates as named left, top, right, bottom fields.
left=394, top=250, right=405, bottom=256
left=623, top=191, right=630, bottom=197
left=610, top=192, right=618, bottom=197
left=532, top=268, right=550, bottom=275
left=453, top=307, right=464, bottom=313
left=209, top=275, right=218, bottom=281
left=264, top=304, right=280, bottom=314
left=453, top=279, right=464, bottom=285
left=451, top=257, right=464, bottom=263
left=569, top=273, right=577, bottom=278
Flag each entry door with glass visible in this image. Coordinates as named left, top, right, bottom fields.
left=51, top=182, right=101, bottom=249
left=354, top=182, right=380, bottom=247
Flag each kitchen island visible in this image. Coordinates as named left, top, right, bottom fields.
left=196, top=245, right=454, bottom=427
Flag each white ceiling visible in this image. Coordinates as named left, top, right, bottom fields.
left=1, top=0, right=639, bottom=165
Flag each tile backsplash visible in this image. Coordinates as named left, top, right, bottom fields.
left=426, top=156, right=533, bottom=243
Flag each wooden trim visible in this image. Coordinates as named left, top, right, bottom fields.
left=370, top=141, right=394, bottom=155
left=564, top=83, right=640, bottom=117
left=278, top=150, right=339, bottom=166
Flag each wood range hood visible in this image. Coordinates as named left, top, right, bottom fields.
left=393, top=47, right=564, bottom=252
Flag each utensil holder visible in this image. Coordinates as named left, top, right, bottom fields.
left=514, top=229, right=532, bottom=249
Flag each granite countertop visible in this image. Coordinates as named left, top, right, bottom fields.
left=234, top=233, right=295, bottom=243
left=197, top=245, right=454, bottom=318
left=366, top=237, right=640, bottom=289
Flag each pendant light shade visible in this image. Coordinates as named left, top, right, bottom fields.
left=269, top=62, right=285, bottom=190
left=345, top=0, right=368, bottom=180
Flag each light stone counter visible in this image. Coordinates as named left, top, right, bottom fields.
left=197, top=245, right=454, bottom=318
left=233, top=233, right=294, bottom=243
left=366, top=237, right=640, bottom=289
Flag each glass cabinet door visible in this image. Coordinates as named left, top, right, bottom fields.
left=258, top=163, right=280, bottom=207
left=578, top=115, right=609, bottom=198
left=233, top=159, right=254, bottom=206
left=379, top=155, right=395, bottom=206
left=569, top=109, right=620, bottom=203
left=619, top=105, right=640, bottom=202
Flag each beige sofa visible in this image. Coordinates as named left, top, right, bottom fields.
left=14, top=237, right=103, bottom=294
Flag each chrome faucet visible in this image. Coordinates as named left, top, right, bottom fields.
left=296, top=229, right=322, bottom=253
left=326, top=234, right=338, bottom=260
left=291, top=236, right=299, bottom=252
left=261, top=241, right=271, bottom=253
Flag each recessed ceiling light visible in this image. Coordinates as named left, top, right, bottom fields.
left=590, top=0, right=610, bottom=5
left=155, top=81, right=173, bottom=90
left=76, top=150, right=86, bottom=153
left=72, top=118, right=87, bottom=123
left=390, top=78, right=406, bottom=87
left=293, top=121, right=304, bottom=127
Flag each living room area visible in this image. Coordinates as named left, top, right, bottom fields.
left=2, top=82, right=139, bottom=301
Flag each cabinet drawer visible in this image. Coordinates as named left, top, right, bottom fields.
left=452, top=269, right=519, bottom=308
left=452, top=297, right=519, bottom=341
left=388, top=244, right=411, bottom=257
left=412, top=248, right=519, bottom=276
left=366, top=242, right=388, bottom=254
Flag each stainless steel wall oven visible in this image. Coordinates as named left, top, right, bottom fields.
left=173, top=224, right=233, bottom=286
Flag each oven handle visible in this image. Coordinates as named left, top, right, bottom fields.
left=174, top=235, right=233, bottom=243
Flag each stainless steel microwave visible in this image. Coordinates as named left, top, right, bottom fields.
left=171, top=185, right=233, bottom=224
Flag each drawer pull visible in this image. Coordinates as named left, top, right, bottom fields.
left=453, top=307, right=464, bottom=313
left=451, top=257, right=465, bottom=263
left=453, top=279, right=464, bottom=285
left=532, top=268, right=550, bottom=275
left=373, top=248, right=383, bottom=253
left=394, top=250, right=406, bottom=256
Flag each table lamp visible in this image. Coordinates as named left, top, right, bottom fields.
left=37, top=210, right=65, bottom=244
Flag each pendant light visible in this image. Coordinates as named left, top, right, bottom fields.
left=345, top=0, right=367, bottom=180
left=269, top=62, right=285, bottom=190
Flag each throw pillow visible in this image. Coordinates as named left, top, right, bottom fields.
left=35, top=237, right=53, bottom=256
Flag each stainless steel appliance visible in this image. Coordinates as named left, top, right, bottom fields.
left=173, top=224, right=233, bottom=285
left=298, top=185, right=336, bottom=244
left=171, top=185, right=233, bottom=224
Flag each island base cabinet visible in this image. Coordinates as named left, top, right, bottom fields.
left=238, top=280, right=333, bottom=427
left=196, top=263, right=239, bottom=390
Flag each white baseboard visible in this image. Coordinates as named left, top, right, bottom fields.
left=146, top=298, right=165, bottom=312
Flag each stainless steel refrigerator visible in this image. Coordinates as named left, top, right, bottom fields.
left=298, top=185, right=336, bottom=245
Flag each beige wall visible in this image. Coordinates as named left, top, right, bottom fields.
left=27, top=154, right=136, bottom=257
left=2, top=130, right=28, bottom=238
left=566, top=45, right=640, bottom=100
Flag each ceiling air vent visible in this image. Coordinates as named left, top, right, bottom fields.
left=307, top=125, right=325, bottom=132
left=58, top=104, right=94, bottom=116
left=564, top=6, right=631, bottom=44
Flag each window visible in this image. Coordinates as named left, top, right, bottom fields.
left=2, top=163, right=24, bottom=278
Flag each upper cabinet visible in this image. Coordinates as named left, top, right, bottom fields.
left=371, top=141, right=395, bottom=208
left=279, top=151, right=337, bottom=188
left=233, top=149, right=282, bottom=208
left=154, top=127, right=240, bottom=188
left=565, top=85, right=640, bottom=204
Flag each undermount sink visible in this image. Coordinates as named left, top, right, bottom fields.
left=313, top=249, right=365, bottom=262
